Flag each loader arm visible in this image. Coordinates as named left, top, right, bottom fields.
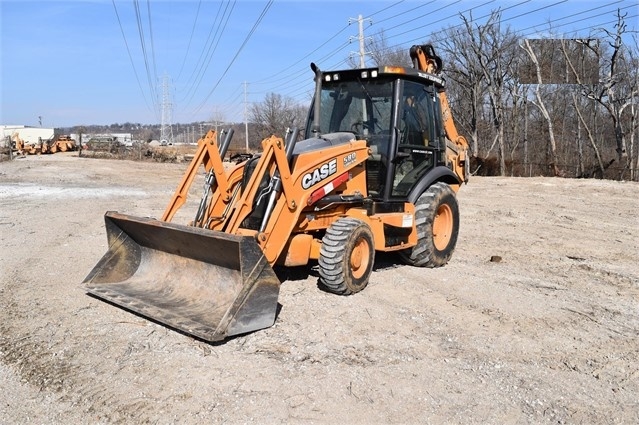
left=220, top=135, right=287, bottom=235
left=255, top=139, right=370, bottom=264
left=201, top=164, right=245, bottom=231
left=219, top=134, right=370, bottom=264
left=162, top=130, right=232, bottom=222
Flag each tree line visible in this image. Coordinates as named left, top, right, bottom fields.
left=249, top=9, right=638, bottom=181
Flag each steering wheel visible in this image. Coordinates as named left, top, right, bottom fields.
left=351, top=121, right=372, bottom=133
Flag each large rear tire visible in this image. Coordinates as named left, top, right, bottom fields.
left=400, top=182, right=459, bottom=267
left=319, top=218, right=375, bottom=295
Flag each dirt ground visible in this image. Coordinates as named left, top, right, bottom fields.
left=1, top=152, right=637, bottom=424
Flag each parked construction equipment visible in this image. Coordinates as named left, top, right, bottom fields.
left=84, top=44, right=469, bottom=341
left=49, top=135, right=77, bottom=153
left=11, top=133, right=76, bottom=155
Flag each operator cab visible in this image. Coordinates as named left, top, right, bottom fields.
left=305, top=66, right=447, bottom=202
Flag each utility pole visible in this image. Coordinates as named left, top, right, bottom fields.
left=244, top=81, right=249, bottom=152
left=213, top=121, right=220, bottom=144
left=348, top=14, right=372, bottom=68
left=349, top=14, right=372, bottom=134
left=210, top=107, right=225, bottom=144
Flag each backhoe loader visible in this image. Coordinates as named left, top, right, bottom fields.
left=84, top=44, right=469, bottom=342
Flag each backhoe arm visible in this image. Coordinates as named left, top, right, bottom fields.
left=410, top=44, right=469, bottom=184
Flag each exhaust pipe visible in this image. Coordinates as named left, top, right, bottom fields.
left=310, top=63, right=322, bottom=138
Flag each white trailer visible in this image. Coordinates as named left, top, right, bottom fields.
left=1, top=125, right=55, bottom=145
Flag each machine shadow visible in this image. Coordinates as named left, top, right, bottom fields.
left=86, top=292, right=283, bottom=346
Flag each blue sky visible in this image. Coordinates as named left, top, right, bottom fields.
left=1, top=0, right=637, bottom=128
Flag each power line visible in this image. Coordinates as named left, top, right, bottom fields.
left=133, top=0, right=159, bottom=114
left=428, top=1, right=632, bottom=42
left=518, top=1, right=630, bottom=37
left=191, top=0, right=275, bottom=116
left=180, top=1, right=236, bottom=107
left=261, top=0, right=635, bottom=109
left=249, top=1, right=474, bottom=102
left=379, top=0, right=497, bottom=44
left=250, top=1, right=415, bottom=87
left=378, top=0, right=532, bottom=50
left=219, top=83, right=243, bottom=106
left=113, top=0, right=636, bottom=124
left=146, top=0, right=158, bottom=91
left=251, top=25, right=351, bottom=86
left=176, top=0, right=202, bottom=82
left=111, top=0, right=154, bottom=117
left=367, top=0, right=408, bottom=19
left=251, top=1, right=472, bottom=102
left=368, top=0, right=450, bottom=31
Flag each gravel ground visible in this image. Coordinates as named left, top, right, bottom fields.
left=1, top=153, right=638, bottom=424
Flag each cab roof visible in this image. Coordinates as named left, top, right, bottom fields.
left=320, top=65, right=445, bottom=89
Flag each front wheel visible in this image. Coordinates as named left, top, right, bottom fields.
left=400, top=182, right=460, bottom=267
left=319, top=218, right=375, bottom=295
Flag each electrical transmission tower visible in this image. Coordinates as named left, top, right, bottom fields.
left=160, top=74, right=174, bottom=143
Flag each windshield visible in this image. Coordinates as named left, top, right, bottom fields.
left=311, top=77, right=395, bottom=139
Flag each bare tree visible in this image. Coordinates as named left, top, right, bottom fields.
left=249, top=93, right=308, bottom=143
left=577, top=11, right=637, bottom=179
left=559, top=39, right=607, bottom=177
left=433, top=26, right=485, bottom=158
left=368, top=29, right=413, bottom=67
left=461, top=10, right=519, bottom=176
left=504, top=66, right=526, bottom=176
left=571, top=92, right=607, bottom=177
left=630, top=38, right=639, bottom=180
left=628, top=34, right=639, bottom=181
left=521, top=39, right=561, bottom=176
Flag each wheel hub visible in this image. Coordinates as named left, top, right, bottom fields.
left=350, top=239, right=369, bottom=279
left=433, top=204, right=453, bottom=251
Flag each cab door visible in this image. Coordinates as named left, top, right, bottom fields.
left=391, top=80, right=438, bottom=198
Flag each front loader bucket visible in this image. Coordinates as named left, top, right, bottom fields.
left=83, top=212, right=280, bottom=342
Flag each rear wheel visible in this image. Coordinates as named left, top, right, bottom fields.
left=319, top=218, right=375, bottom=295
left=400, top=182, right=459, bottom=267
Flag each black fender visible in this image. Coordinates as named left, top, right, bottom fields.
left=407, top=166, right=461, bottom=204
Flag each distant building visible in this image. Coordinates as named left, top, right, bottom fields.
left=70, top=132, right=134, bottom=147
left=1, top=125, right=55, bottom=144
left=108, top=133, right=133, bottom=145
